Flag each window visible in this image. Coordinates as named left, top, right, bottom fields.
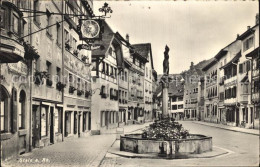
left=41, top=107, right=48, bottom=137
left=0, top=8, right=5, bottom=28
left=242, top=84, right=249, bottom=94
left=69, top=73, right=73, bottom=87
left=77, top=78, right=81, bottom=90
left=106, top=64, right=109, bottom=75
left=246, top=61, right=251, bottom=71
left=54, top=108, right=62, bottom=133
left=33, top=0, right=40, bottom=24
left=114, top=68, right=117, bottom=78
left=46, top=10, right=52, bottom=36
left=178, top=105, right=183, bottom=109
left=125, top=71, right=127, bottom=81
left=56, top=67, right=61, bottom=80
left=64, top=29, right=69, bottom=43
left=72, top=37, right=77, bottom=51
left=239, top=64, right=243, bottom=73
left=18, top=91, right=26, bottom=129
left=13, top=14, right=19, bottom=34
left=46, top=61, right=52, bottom=76
left=0, top=98, right=5, bottom=132
left=243, top=36, right=254, bottom=52
left=56, top=22, right=61, bottom=45
left=172, top=105, right=177, bottom=110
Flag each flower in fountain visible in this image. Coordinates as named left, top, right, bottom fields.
left=142, top=117, right=189, bottom=140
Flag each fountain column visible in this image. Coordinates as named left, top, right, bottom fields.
left=161, top=77, right=169, bottom=117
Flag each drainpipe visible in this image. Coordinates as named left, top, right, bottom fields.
left=61, top=0, right=64, bottom=142
left=28, top=0, right=33, bottom=152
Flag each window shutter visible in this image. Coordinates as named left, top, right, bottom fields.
left=12, top=88, right=17, bottom=133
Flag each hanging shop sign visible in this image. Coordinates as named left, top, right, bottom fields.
left=78, top=19, right=103, bottom=42
left=77, top=44, right=105, bottom=51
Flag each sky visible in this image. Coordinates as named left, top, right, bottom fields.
left=93, top=1, right=258, bottom=75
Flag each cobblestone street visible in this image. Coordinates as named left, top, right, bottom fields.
left=2, top=123, right=151, bottom=167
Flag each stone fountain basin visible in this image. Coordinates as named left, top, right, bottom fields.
left=120, top=134, right=212, bottom=157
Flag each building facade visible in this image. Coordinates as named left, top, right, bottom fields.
left=91, top=22, right=123, bottom=133
left=237, top=22, right=259, bottom=129
left=132, top=43, right=154, bottom=122
left=0, top=0, right=30, bottom=160
left=183, top=62, right=205, bottom=120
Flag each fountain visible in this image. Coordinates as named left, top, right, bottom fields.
left=120, top=45, right=212, bottom=159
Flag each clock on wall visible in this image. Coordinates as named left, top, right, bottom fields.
left=78, top=19, right=103, bottom=41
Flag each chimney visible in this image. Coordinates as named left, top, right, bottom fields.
left=190, top=62, right=194, bottom=70
left=256, top=13, right=259, bottom=25
left=126, top=34, right=129, bottom=42
left=237, top=34, right=239, bottom=39
left=247, top=26, right=251, bottom=30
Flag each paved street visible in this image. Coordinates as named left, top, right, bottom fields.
left=101, top=121, right=259, bottom=167
left=2, top=123, right=151, bottom=167
left=2, top=121, right=259, bottom=167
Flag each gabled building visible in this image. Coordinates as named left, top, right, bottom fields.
left=62, top=0, right=93, bottom=140
left=126, top=45, right=147, bottom=124
left=183, top=61, right=208, bottom=120
left=91, top=21, right=123, bottom=134
left=132, top=43, right=154, bottom=122
left=216, top=40, right=241, bottom=126
left=168, top=75, right=184, bottom=120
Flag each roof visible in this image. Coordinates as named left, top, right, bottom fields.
left=215, top=49, right=228, bottom=60
left=220, top=51, right=241, bottom=69
left=202, top=58, right=218, bottom=71
left=237, top=24, right=258, bottom=40
left=132, top=43, right=153, bottom=66
left=92, top=21, right=114, bottom=57
left=246, top=47, right=259, bottom=58
left=155, top=74, right=184, bottom=98
left=168, top=80, right=184, bottom=97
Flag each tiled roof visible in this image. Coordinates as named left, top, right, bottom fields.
left=132, top=43, right=151, bottom=61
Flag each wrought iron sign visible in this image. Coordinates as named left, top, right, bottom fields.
left=78, top=19, right=103, bottom=43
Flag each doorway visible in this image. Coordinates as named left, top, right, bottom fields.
left=50, top=107, right=54, bottom=144
left=88, top=112, right=91, bottom=130
left=32, top=105, right=40, bottom=148
left=78, top=114, right=81, bottom=137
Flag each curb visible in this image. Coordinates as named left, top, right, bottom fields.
left=107, top=146, right=229, bottom=160
left=193, top=121, right=259, bottom=136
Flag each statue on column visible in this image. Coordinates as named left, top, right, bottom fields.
left=161, top=45, right=170, bottom=87
left=163, top=45, right=169, bottom=76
